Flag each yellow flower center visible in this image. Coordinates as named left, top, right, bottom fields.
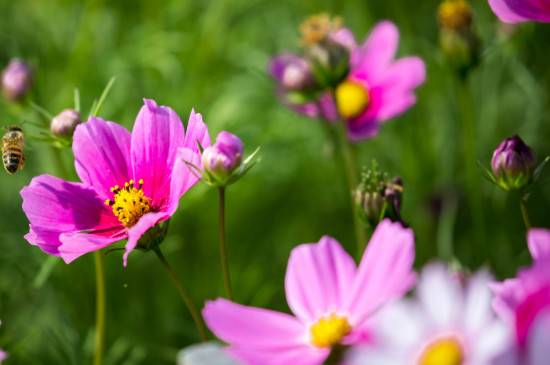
left=335, top=80, right=370, bottom=119
left=300, top=13, right=342, bottom=45
left=419, top=337, right=464, bottom=365
left=310, top=314, right=351, bottom=348
left=105, top=179, right=151, bottom=228
left=437, top=0, right=473, bottom=31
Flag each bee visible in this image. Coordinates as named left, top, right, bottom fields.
left=2, top=125, right=26, bottom=174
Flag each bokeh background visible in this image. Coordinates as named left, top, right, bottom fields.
left=1, top=0, right=550, bottom=363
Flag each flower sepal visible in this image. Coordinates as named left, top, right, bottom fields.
left=193, top=146, right=261, bottom=188
left=135, top=220, right=170, bottom=252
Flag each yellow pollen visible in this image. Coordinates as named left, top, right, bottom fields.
left=105, top=179, right=151, bottom=228
left=300, top=13, right=342, bottom=45
left=335, top=80, right=370, bottom=119
left=419, top=338, right=464, bottom=365
left=310, top=314, right=351, bottom=348
left=437, top=0, right=473, bottom=31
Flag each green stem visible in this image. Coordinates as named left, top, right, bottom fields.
left=153, top=247, right=208, bottom=342
left=455, top=76, right=486, bottom=262
left=334, top=117, right=368, bottom=258
left=93, top=251, right=105, bottom=365
left=519, top=196, right=532, bottom=231
left=218, top=187, right=233, bottom=300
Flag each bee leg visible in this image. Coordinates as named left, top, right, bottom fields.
left=21, top=153, right=26, bottom=170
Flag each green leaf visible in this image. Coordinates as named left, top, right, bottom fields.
left=90, top=76, right=116, bottom=118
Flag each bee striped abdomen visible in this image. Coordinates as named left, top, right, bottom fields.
left=3, top=145, right=24, bottom=174
left=2, top=125, right=25, bottom=175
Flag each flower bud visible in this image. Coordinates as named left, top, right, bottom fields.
left=354, top=162, right=405, bottom=229
left=299, top=13, right=350, bottom=88
left=437, top=0, right=480, bottom=76
left=270, top=54, right=316, bottom=92
left=491, top=135, right=536, bottom=191
left=202, top=131, right=244, bottom=185
left=50, top=109, right=82, bottom=138
left=1, top=58, right=34, bottom=101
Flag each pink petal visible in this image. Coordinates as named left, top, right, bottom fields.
left=73, top=117, right=132, bottom=201
left=202, top=299, right=307, bottom=348
left=354, top=21, right=399, bottom=85
left=21, top=175, right=121, bottom=233
left=529, top=311, right=550, bottom=365
left=344, top=219, right=415, bottom=324
left=59, top=230, right=125, bottom=264
left=490, top=279, right=527, bottom=322
left=528, top=228, right=550, bottom=261
left=330, top=27, right=357, bottom=52
left=183, top=109, right=211, bottom=167
left=131, top=99, right=185, bottom=206
left=123, top=211, right=172, bottom=266
left=488, top=0, right=550, bottom=23
left=227, top=345, right=329, bottom=365
left=285, top=236, right=356, bottom=323
left=376, top=57, right=425, bottom=121
left=24, top=226, right=63, bottom=256
left=166, top=149, right=202, bottom=216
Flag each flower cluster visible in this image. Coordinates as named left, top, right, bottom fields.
left=270, top=16, right=426, bottom=141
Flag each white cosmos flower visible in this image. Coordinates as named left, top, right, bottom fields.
left=346, top=262, right=511, bottom=365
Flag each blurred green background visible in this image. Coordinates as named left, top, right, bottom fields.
left=1, top=0, right=550, bottom=363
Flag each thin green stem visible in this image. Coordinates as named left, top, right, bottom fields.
left=519, top=196, right=532, bottom=231
left=334, top=117, right=368, bottom=258
left=93, top=251, right=105, bottom=365
left=455, top=76, right=486, bottom=262
left=218, top=187, right=233, bottom=300
left=153, top=247, right=208, bottom=342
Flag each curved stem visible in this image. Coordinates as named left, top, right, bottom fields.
left=218, top=187, right=233, bottom=300
left=93, top=251, right=105, bottom=365
left=519, top=196, right=532, bottom=231
left=153, top=247, right=208, bottom=342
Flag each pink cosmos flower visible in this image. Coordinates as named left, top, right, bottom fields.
left=488, top=0, right=550, bottom=23
left=491, top=228, right=550, bottom=364
left=202, top=219, right=415, bottom=365
left=270, top=21, right=426, bottom=142
left=347, top=263, right=510, bottom=365
left=335, top=21, right=426, bottom=141
left=21, top=99, right=210, bottom=266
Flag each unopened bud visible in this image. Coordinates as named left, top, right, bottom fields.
left=270, top=55, right=315, bottom=92
left=202, top=131, right=244, bottom=185
left=51, top=109, right=82, bottom=138
left=300, top=13, right=350, bottom=88
left=437, top=0, right=480, bottom=76
left=491, top=135, right=536, bottom=191
left=354, top=162, right=406, bottom=228
left=1, top=58, right=34, bottom=101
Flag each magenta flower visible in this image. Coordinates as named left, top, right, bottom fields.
left=491, top=228, right=550, bottom=363
left=488, top=0, right=550, bottom=23
left=202, top=219, right=415, bottom=365
left=335, top=21, right=426, bottom=141
left=21, top=99, right=210, bottom=266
